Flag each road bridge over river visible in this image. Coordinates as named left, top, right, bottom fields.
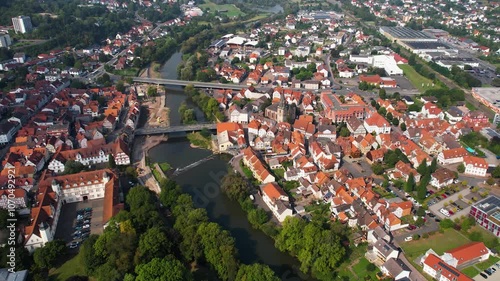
left=135, top=123, right=217, bottom=136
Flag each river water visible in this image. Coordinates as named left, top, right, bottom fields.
left=152, top=51, right=312, bottom=280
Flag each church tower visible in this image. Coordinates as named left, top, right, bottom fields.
left=277, top=93, right=286, bottom=123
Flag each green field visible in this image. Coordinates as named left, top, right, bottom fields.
left=476, top=256, right=500, bottom=271
left=200, top=0, right=246, bottom=17
left=272, top=168, right=285, bottom=180
left=49, top=253, right=92, bottom=281
left=401, top=229, right=470, bottom=260
left=399, top=64, right=438, bottom=92
left=461, top=266, right=480, bottom=278
left=352, top=257, right=380, bottom=280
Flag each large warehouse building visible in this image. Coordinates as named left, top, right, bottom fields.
left=379, top=26, right=437, bottom=43
left=471, top=87, right=500, bottom=124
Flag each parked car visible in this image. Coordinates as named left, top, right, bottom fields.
left=404, top=236, right=413, bottom=242
left=68, top=242, right=79, bottom=249
left=480, top=272, right=488, bottom=279
left=435, top=218, right=441, bottom=222
left=448, top=210, right=455, bottom=215
left=74, top=226, right=82, bottom=231
left=441, top=194, right=447, bottom=199
left=82, top=224, right=90, bottom=229
left=490, top=267, right=496, bottom=273
left=485, top=268, right=492, bottom=276
left=495, top=263, right=500, bottom=269
left=83, top=219, right=91, bottom=224
left=428, top=213, right=436, bottom=218
left=407, top=225, right=417, bottom=230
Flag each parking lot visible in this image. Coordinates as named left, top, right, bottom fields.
left=474, top=264, right=500, bottom=281
left=54, top=199, right=104, bottom=247
left=428, top=189, right=472, bottom=219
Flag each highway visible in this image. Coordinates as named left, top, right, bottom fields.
left=135, top=123, right=217, bottom=135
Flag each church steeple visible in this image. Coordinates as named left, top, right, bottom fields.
left=277, top=93, right=286, bottom=123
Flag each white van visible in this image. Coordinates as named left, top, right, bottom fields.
left=440, top=208, right=450, bottom=217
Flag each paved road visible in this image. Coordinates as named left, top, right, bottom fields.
left=474, top=266, right=500, bottom=280
left=394, top=214, right=440, bottom=243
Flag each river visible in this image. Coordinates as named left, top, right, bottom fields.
left=150, top=52, right=312, bottom=280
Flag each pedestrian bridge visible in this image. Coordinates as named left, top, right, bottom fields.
left=135, top=123, right=217, bottom=136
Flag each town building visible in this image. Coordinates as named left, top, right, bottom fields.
left=471, top=88, right=500, bottom=124
left=469, top=195, right=500, bottom=237
left=463, top=156, right=488, bottom=177
left=380, top=258, right=411, bottom=280
left=12, top=16, right=33, bottom=34
left=321, top=93, right=367, bottom=123
left=363, top=112, right=391, bottom=135
left=24, top=169, right=123, bottom=252
left=421, top=254, right=473, bottom=281
left=441, top=242, right=490, bottom=269
left=261, top=182, right=293, bottom=222
left=430, top=168, right=456, bottom=189
left=0, top=33, right=11, bottom=48
left=216, top=122, right=246, bottom=152
left=437, top=148, right=469, bottom=165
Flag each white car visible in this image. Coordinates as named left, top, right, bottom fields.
left=82, top=224, right=90, bottom=229
left=404, top=236, right=413, bottom=242
left=439, top=208, right=450, bottom=217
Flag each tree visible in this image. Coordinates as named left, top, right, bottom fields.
left=159, top=179, right=182, bottom=208
left=235, top=264, right=280, bottom=281
left=417, top=182, right=427, bottom=201
left=147, top=86, right=158, bottom=97
left=0, top=209, right=9, bottom=229
left=404, top=174, right=415, bottom=192
left=65, top=276, right=88, bottom=281
left=108, top=155, right=116, bottom=169
left=439, top=219, right=455, bottom=229
left=377, top=107, right=387, bottom=116
left=116, top=81, right=125, bottom=93
left=126, top=186, right=156, bottom=212
left=64, top=160, right=87, bottom=174
left=33, top=240, right=67, bottom=269
left=137, top=227, right=172, bottom=263
left=417, top=159, right=429, bottom=176
left=80, top=235, right=103, bottom=275
left=457, top=163, right=465, bottom=173
left=366, top=263, right=376, bottom=271
left=460, top=216, right=475, bottom=232
left=197, top=222, right=239, bottom=281
left=221, top=173, right=249, bottom=201
left=371, top=163, right=384, bottom=175
left=247, top=208, right=269, bottom=228
left=125, top=166, right=138, bottom=179
left=429, top=158, right=437, bottom=173
left=339, top=127, right=350, bottom=137
left=392, top=118, right=399, bottom=126
left=492, top=166, right=500, bottom=178
left=400, top=122, right=407, bottom=131
left=135, top=256, right=192, bottom=281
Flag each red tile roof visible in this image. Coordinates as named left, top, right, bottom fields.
left=446, top=242, right=489, bottom=266
left=423, top=254, right=473, bottom=281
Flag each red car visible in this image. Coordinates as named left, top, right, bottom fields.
left=429, top=190, right=435, bottom=194
left=407, top=225, right=417, bottom=230
left=449, top=210, right=455, bottom=215
left=441, top=194, right=447, bottom=199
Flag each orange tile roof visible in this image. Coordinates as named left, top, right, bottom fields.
left=446, top=242, right=489, bottom=266
left=217, top=122, right=242, bottom=133
left=423, top=254, right=472, bottom=281
left=463, top=156, right=488, bottom=169
left=442, top=147, right=469, bottom=159
left=262, top=182, right=287, bottom=201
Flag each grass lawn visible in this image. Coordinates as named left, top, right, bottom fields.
left=272, top=168, right=285, bottom=180
left=186, top=132, right=212, bottom=149
left=240, top=160, right=254, bottom=179
left=399, top=64, right=438, bottom=92
left=112, top=67, right=140, bottom=77
left=465, top=101, right=477, bottom=110
left=475, top=256, right=500, bottom=271
left=49, top=252, right=92, bottom=281
left=352, top=257, right=380, bottom=280
left=461, top=266, right=480, bottom=278
left=401, top=228, right=470, bottom=260
left=467, top=225, right=500, bottom=252
left=373, top=186, right=396, bottom=198
left=200, top=0, right=245, bottom=17
left=159, top=162, right=171, bottom=172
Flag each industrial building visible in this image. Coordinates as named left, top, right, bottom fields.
left=471, top=87, right=500, bottom=124
left=379, top=26, right=437, bottom=43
